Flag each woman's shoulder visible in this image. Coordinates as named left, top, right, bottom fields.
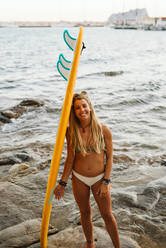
left=101, top=124, right=112, bottom=138
left=101, top=124, right=111, bottom=132
left=101, top=124, right=113, bottom=150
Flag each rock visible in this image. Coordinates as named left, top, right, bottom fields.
left=104, top=71, right=123, bottom=77
left=0, top=99, right=45, bottom=125
left=114, top=209, right=166, bottom=248
left=161, top=160, right=166, bottom=166
left=0, top=219, right=41, bottom=248
left=147, top=176, right=166, bottom=194
left=0, top=172, right=75, bottom=232
left=9, top=163, right=30, bottom=176
left=19, top=99, right=44, bottom=107
left=0, top=157, right=19, bottom=166
left=112, top=191, right=138, bottom=209
left=0, top=112, right=12, bottom=123
left=0, top=164, right=166, bottom=248
left=1, top=106, right=25, bottom=121
left=15, top=152, right=31, bottom=162
left=112, top=180, right=164, bottom=211
left=136, top=187, right=160, bottom=210
left=47, top=226, right=141, bottom=248
left=0, top=111, right=20, bottom=119
left=113, top=154, right=134, bottom=164
left=0, top=152, right=32, bottom=166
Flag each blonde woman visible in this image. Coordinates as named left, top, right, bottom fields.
left=54, top=92, right=120, bottom=248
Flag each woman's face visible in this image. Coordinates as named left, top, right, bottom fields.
left=74, top=99, right=91, bottom=122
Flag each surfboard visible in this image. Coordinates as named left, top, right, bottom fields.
left=40, top=27, right=83, bottom=248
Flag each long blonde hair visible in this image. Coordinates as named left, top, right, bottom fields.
left=68, top=91, right=105, bottom=156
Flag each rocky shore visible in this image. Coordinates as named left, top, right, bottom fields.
left=0, top=100, right=166, bottom=248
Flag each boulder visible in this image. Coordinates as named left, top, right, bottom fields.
left=47, top=226, right=141, bottom=248
left=0, top=219, right=42, bottom=248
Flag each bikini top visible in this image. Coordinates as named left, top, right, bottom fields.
left=75, top=145, right=96, bottom=153
left=75, top=137, right=105, bottom=153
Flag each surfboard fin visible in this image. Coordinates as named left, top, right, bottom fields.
left=57, top=30, right=85, bottom=81
left=57, top=53, right=71, bottom=81
left=63, top=30, right=86, bottom=54
left=63, top=30, right=77, bottom=51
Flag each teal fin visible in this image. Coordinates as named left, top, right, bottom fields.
left=63, top=30, right=77, bottom=51
left=57, top=55, right=71, bottom=81
left=59, top=53, right=71, bottom=69
left=57, top=29, right=85, bottom=81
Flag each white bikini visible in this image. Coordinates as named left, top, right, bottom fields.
left=72, top=170, right=104, bottom=187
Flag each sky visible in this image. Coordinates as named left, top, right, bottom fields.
left=0, top=0, right=166, bottom=22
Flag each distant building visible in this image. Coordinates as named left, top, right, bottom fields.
left=143, top=17, right=166, bottom=30
left=107, top=8, right=148, bottom=26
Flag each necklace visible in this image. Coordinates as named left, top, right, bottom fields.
left=81, top=124, right=90, bottom=133
left=82, top=127, right=86, bottom=133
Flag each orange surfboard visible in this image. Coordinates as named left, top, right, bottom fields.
left=40, top=27, right=83, bottom=248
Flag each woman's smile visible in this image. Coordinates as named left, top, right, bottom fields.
left=74, top=99, right=91, bottom=121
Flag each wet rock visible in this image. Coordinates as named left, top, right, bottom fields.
left=0, top=157, right=19, bottom=166
left=136, top=187, right=160, bottom=210
left=0, top=110, right=21, bottom=119
left=147, top=176, right=166, bottom=194
left=161, top=160, right=166, bottom=166
left=113, top=154, right=134, bottom=164
left=154, top=195, right=166, bottom=216
left=104, top=71, right=124, bottom=77
left=47, top=226, right=141, bottom=248
left=1, top=106, right=25, bottom=120
left=0, top=99, right=45, bottom=125
left=19, top=99, right=44, bottom=107
left=0, top=112, right=12, bottom=123
left=0, top=121, right=4, bottom=126
left=113, top=188, right=160, bottom=211
left=15, top=152, right=31, bottom=162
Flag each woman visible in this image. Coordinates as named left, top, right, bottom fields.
left=54, top=92, right=120, bottom=248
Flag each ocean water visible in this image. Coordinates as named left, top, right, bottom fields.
left=0, top=26, right=166, bottom=174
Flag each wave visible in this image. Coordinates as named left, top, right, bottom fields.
left=150, top=105, right=166, bottom=112
left=119, top=98, right=148, bottom=106
left=81, top=70, right=124, bottom=78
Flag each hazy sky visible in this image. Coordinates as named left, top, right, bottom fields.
left=1, top=0, right=166, bottom=22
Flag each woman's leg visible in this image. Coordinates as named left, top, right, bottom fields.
left=72, top=174, right=95, bottom=248
left=91, top=180, right=120, bottom=248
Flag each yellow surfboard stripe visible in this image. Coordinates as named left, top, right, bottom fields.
left=40, top=26, right=83, bottom=248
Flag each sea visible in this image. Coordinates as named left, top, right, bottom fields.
left=0, top=26, right=166, bottom=186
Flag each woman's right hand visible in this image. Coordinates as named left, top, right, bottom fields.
left=54, top=184, right=65, bottom=200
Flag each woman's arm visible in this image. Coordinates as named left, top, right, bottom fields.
left=54, top=128, right=75, bottom=200
left=103, top=125, right=113, bottom=179
left=60, top=133, right=75, bottom=182
left=97, top=125, right=113, bottom=197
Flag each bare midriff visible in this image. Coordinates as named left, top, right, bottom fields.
left=73, top=150, right=105, bottom=177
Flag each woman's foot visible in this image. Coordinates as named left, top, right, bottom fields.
left=84, top=241, right=95, bottom=248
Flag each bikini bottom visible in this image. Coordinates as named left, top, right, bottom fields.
left=72, top=170, right=104, bottom=187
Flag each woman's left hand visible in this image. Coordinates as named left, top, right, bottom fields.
left=97, top=183, right=112, bottom=197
